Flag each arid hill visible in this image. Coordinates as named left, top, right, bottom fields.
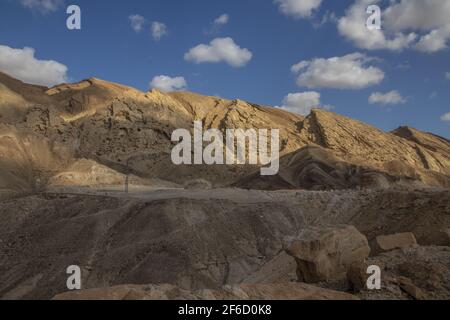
left=1, top=72, right=449, bottom=300
left=0, top=71, right=449, bottom=192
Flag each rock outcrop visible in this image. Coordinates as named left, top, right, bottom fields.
left=371, top=233, right=418, bottom=255
left=284, top=225, right=370, bottom=283
left=234, top=145, right=416, bottom=191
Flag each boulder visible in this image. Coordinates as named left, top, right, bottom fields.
left=371, top=233, right=418, bottom=255
left=347, top=263, right=369, bottom=293
left=396, top=276, right=426, bottom=300
left=284, top=225, right=370, bottom=283
left=347, top=261, right=388, bottom=293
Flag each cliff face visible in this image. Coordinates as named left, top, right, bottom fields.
left=0, top=71, right=449, bottom=192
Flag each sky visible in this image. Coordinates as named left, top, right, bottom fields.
left=0, top=0, right=449, bottom=138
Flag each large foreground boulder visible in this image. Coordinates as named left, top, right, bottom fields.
left=284, top=225, right=370, bottom=283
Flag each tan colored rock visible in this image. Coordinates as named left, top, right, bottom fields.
left=347, top=263, right=368, bottom=293
left=53, top=283, right=358, bottom=300
left=371, top=233, right=418, bottom=255
left=396, top=276, right=426, bottom=300
left=284, top=225, right=370, bottom=283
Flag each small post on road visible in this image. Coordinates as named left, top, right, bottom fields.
left=125, top=174, right=129, bottom=194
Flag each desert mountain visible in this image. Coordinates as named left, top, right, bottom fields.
left=0, top=71, right=449, bottom=194
left=1, top=72, right=450, bottom=300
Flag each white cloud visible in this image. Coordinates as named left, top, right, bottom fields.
left=313, top=11, right=338, bottom=28
left=20, top=0, right=63, bottom=14
left=441, top=113, right=450, bottom=122
left=214, top=14, right=229, bottom=26
left=150, top=75, right=187, bottom=92
left=338, top=0, right=416, bottom=51
left=338, top=0, right=450, bottom=53
left=0, top=44, right=68, bottom=87
left=369, top=91, right=406, bottom=105
left=446, top=72, right=450, bottom=80
left=206, top=14, right=230, bottom=34
left=414, top=26, right=450, bottom=53
left=274, top=0, right=322, bottom=19
left=278, top=91, right=332, bottom=116
left=386, top=0, right=450, bottom=53
left=383, top=0, right=450, bottom=31
left=291, top=52, right=384, bottom=90
left=151, top=22, right=168, bottom=41
left=184, top=37, right=252, bottom=68
left=129, top=14, right=145, bottom=33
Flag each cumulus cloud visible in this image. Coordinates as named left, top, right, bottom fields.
left=414, top=25, right=450, bottom=53
left=150, top=75, right=187, bottom=92
left=184, top=37, right=252, bottom=68
left=441, top=113, right=450, bottom=122
left=338, top=0, right=416, bottom=51
left=129, top=14, right=145, bottom=33
left=20, top=0, right=63, bottom=14
left=368, top=91, right=406, bottom=105
left=214, top=14, right=229, bottom=26
left=278, top=91, right=333, bottom=116
left=291, top=52, right=384, bottom=90
left=338, top=0, right=450, bottom=53
left=0, top=44, right=68, bottom=87
left=274, top=0, right=322, bottom=19
left=151, top=22, right=168, bottom=41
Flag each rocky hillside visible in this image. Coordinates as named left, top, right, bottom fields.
left=1, top=71, right=449, bottom=191
left=1, top=188, right=449, bottom=299
left=1, top=72, right=450, bottom=300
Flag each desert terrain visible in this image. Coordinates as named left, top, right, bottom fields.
left=0, top=72, right=449, bottom=300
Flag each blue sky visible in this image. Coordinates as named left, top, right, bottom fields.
left=0, top=0, right=449, bottom=138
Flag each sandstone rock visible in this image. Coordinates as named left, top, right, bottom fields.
left=347, top=261, right=389, bottom=293
left=284, top=225, right=370, bottom=283
left=371, top=233, right=418, bottom=255
left=396, top=276, right=426, bottom=300
left=347, top=263, right=369, bottom=293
